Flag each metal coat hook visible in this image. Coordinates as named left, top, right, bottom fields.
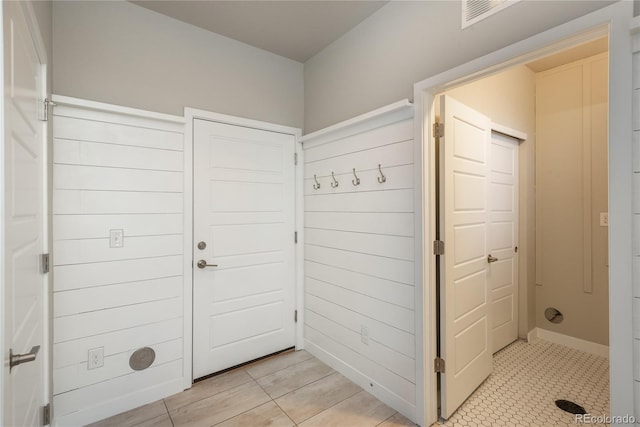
left=377, top=164, right=387, bottom=183
left=313, top=174, right=321, bottom=190
left=351, top=168, right=360, bottom=186
left=330, top=172, right=339, bottom=188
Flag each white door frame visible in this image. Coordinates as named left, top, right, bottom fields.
left=414, top=2, right=634, bottom=425
left=1, top=0, right=50, bottom=421
left=183, top=108, right=303, bottom=387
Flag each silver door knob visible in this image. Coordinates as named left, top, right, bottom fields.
left=197, top=260, right=218, bottom=269
left=9, top=345, right=40, bottom=372
left=487, top=254, right=499, bottom=263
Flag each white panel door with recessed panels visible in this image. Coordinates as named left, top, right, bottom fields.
left=192, top=119, right=296, bottom=378
left=439, top=95, right=493, bottom=419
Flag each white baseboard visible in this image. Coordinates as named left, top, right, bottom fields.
left=527, top=327, right=609, bottom=358
left=304, top=339, right=417, bottom=423
left=53, top=377, right=186, bottom=426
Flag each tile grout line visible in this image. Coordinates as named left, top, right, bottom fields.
left=270, top=394, right=299, bottom=427
left=167, top=373, right=255, bottom=413
left=295, top=385, right=366, bottom=426
left=375, top=411, right=400, bottom=427
left=170, top=352, right=318, bottom=426
left=235, top=376, right=295, bottom=426
left=244, top=353, right=315, bottom=382
left=273, top=373, right=361, bottom=426
left=255, top=366, right=365, bottom=426
left=208, top=377, right=272, bottom=427
left=267, top=368, right=338, bottom=400
left=162, top=398, right=175, bottom=427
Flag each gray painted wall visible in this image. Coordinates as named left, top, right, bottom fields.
left=303, top=0, right=613, bottom=133
left=53, top=1, right=304, bottom=128
left=32, top=1, right=52, bottom=73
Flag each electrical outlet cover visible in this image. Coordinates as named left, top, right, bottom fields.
left=88, top=347, right=104, bottom=370
left=109, top=229, right=124, bottom=248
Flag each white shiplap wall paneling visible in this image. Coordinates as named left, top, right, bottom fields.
left=301, top=100, right=416, bottom=420
left=53, top=190, right=183, bottom=214
left=51, top=95, right=186, bottom=425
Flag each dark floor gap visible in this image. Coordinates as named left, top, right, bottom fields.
left=193, top=346, right=296, bottom=383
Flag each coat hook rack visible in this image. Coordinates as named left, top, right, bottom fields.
left=352, top=168, right=360, bottom=186
left=313, top=174, right=321, bottom=190
left=331, top=172, right=339, bottom=188
left=377, top=164, right=387, bottom=183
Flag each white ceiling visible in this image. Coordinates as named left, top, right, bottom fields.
left=131, top=0, right=388, bottom=63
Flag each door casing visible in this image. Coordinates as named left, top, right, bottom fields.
left=413, top=3, right=633, bottom=425
left=183, top=108, right=303, bottom=387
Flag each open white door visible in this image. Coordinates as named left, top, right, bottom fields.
left=192, top=119, right=296, bottom=378
left=438, top=95, right=493, bottom=419
left=3, top=2, right=48, bottom=425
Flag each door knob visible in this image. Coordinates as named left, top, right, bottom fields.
left=9, top=345, right=40, bottom=372
left=197, top=260, right=218, bottom=269
left=487, top=254, right=499, bottom=263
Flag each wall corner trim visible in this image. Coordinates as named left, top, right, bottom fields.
left=300, top=99, right=414, bottom=149
left=532, top=327, right=609, bottom=358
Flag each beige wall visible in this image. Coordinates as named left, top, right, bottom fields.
left=304, top=0, right=613, bottom=133
left=52, top=0, right=304, bottom=128
left=440, top=57, right=610, bottom=346
left=445, top=65, right=537, bottom=338
left=535, top=54, right=609, bottom=346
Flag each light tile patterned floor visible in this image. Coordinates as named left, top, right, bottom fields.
left=88, top=339, right=609, bottom=427
left=87, top=349, right=414, bottom=427
left=441, top=339, right=610, bottom=427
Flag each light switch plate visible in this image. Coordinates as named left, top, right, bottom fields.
left=599, top=212, right=608, bottom=227
left=110, top=229, right=124, bottom=248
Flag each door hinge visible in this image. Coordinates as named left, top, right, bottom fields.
left=294, top=309, right=298, bottom=323
left=41, top=254, right=50, bottom=274
left=43, top=403, right=51, bottom=426
left=41, top=98, right=57, bottom=122
left=433, top=122, right=444, bottom=138
left=294, top=152, right=298, bottom=165
left=515, top=246, right=518, bottom=253
left=434, top=357, right=445, bottom=373
left=433, top=240, right=445, bottom=256
left=294, top=231, right=298, bottom=244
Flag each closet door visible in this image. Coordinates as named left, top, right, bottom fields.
left=489, top=132, right=519, bottom=353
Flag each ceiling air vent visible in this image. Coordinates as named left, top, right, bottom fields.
left=462, top=0, right=519, bottom=29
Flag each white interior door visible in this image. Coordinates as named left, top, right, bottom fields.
left=192, top=119, right=296, bottom=379
left=439, top=95, right=493, bottom=419
left=489, top=132, right=519, bottom=353
left=3, top=2, right=47, bottom=425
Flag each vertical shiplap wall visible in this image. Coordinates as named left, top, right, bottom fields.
left=301, top=102, right=416, bottom=420
left=632, top=32, right=640, bottom=425
left=51, top=96, right=186, bottom=426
